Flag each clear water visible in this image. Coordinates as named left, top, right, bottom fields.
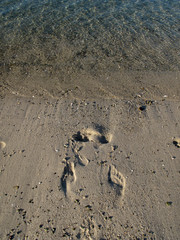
left=0, top=0, right=180, bottom=96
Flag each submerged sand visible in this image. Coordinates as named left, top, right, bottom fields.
left=0, top=93, right=179, bottom=239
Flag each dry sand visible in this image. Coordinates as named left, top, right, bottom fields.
left=0, top=89, right=180, bottom=239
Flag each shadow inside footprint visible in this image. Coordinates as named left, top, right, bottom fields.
left=73, top=129, right=110, bottom=145
left=98, top=135, right=109, bottom=144
left=73, top=131, right=89, bottom=142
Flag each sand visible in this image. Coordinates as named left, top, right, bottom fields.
left=0, top=90, right=179, bottom=240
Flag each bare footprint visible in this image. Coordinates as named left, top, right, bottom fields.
left=79, top=217, right=97, bottom=240
left=75, top=152, right=89, bottom=166
left=73, top=128, right=112, bottom=145
left=108, top=165, right=126, bottom=197
left=72, top=127, right=112, bottom=167
left=61, top=162, right=76, bottom=197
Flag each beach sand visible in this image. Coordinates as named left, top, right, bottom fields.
left=0, top=85, right=180, bottom=239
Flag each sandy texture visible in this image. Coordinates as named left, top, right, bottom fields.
left=0, top=95, right=180, bottom=239
left=1, top=71, right=180, bottom=101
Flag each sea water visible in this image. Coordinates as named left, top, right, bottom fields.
left=0, top=0, right=180, bottom=97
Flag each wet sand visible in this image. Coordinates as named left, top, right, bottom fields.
left=1, top=70, right=180, bottom=101
left=0, top=89, right=180, bottom=239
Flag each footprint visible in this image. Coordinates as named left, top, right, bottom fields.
left=79, top=217, right=97, bottom=240
left=108, top=165, right=126, bottom=197
left=72, top=127, right=111, bottom=167
left=75, top=152, right=89, bottom=166
left=61, top=162, right=76, bottom=197
left=73, top=131, right=89, bottom=142
left=73, top=128, right=111, bottom=145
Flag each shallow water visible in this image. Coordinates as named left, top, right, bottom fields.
left=0, top=0, right=180, bottom=98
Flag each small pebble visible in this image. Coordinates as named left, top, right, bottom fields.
left=166, top=201, right=172, bottom=206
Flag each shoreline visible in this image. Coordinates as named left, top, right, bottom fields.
left=1, top=71, right=180, bottom=101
